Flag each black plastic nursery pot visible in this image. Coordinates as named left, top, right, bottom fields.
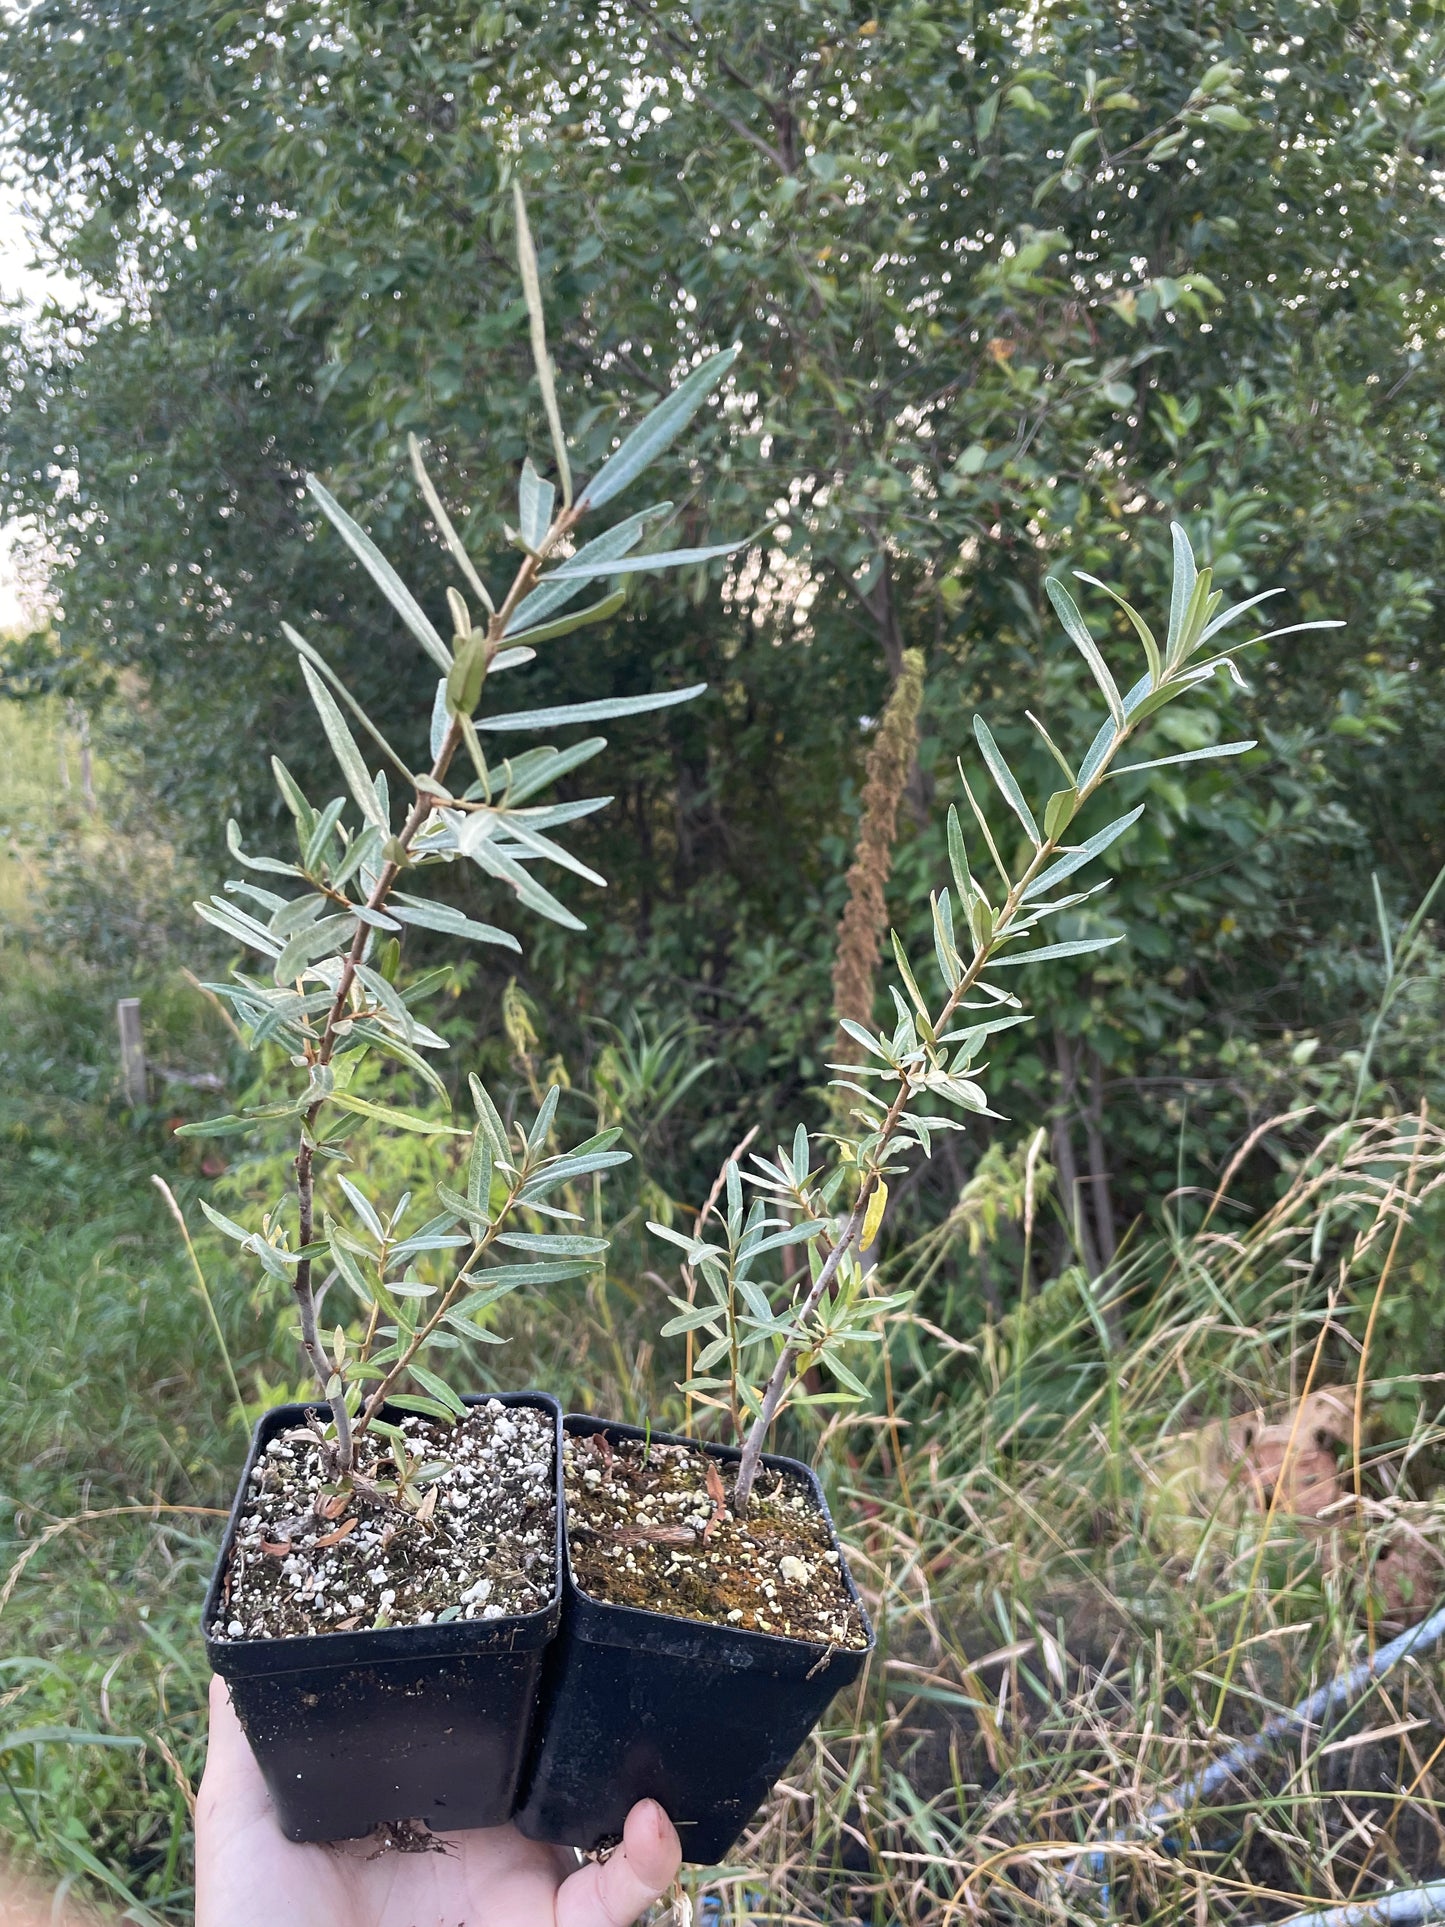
left=516, top=1415, right=875, bottom=1865
left=203, top=1392, right=562, bottom=1844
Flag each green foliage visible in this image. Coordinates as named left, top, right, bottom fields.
left=4, top=0, right=1445, bottom=1268
left=176, top=224, right=754, bottom=1462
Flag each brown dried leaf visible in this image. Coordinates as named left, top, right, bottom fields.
left=317, top=1491, right=352, bottom=1522
left=612, top=1525, right=697, bottom=1548
left=314, top=1517, right=358, bottom=1550
left=703, top=1458, right=728, bottom=1547
left=257, top=1538, right=293, bottom=1558
left=414, top=1484, right=439, bottom=1526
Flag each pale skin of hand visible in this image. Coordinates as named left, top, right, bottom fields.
left=196, top=1676, right=682, bottom=1927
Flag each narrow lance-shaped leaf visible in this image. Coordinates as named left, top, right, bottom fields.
left=1165, top=522, right=1198, bottom=666
left=1073, top=572, right=1163, bottom=686
left=1045, top=577, right=1126, bottom=730
left=299, top=660, right=389, bottom=833
left=973, top=714, right=1041, bottom=845
left=580, top=346, right=739, bottom=511
left=1022, top=804, right=1145, bottom=900
left=477, top=684, right=706, bottom=733
left=504, top=504, right=672, bottom=636
left=388, top=897, right=521, bottom=952
left=1108, top=740, right=1256, bottom=778
left=518, top=458, right=555, bottom=552
left=281, top=624, right=414, bottom=781
left=986, top=934, right=1125, bottom=968
left=946, top=805, right=981, bottom=909
left=504, top=589, right=625, bottom=647
left=456, top=827, right=586, bottom=932
left=513, top=182, right=573, bottom=508
left=408, top=434, right=495, bottom=616
left=307, top=477, right=452, bottom=672
left=549, top=536, right=749, bottom=580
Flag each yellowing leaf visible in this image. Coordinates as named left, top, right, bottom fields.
left=861, top=1178, right=889, bottom=1252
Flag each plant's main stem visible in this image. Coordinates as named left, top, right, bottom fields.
left=731, top=693, right=1151, bottom=1511
left=291, top=509, right=579, bottom=1469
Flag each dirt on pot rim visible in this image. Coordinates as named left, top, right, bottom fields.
left=563, top=1432, right=868, bottom=1649
left=211, top=1400, right=555, bottom=1640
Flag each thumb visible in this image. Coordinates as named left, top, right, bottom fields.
left=555, top=1799, right=682, bottom=1927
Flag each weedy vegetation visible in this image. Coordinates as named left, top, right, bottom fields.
left=5, top=199, right=1445, bottom=1927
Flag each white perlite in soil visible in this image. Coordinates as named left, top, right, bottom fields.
left=211, top=1400, right=556, bottom=1641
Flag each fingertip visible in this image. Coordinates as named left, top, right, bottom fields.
left=623, top=1796, right=682, bottom=1883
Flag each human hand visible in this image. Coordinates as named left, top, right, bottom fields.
left=196, top=1675, right=682, bottom=1927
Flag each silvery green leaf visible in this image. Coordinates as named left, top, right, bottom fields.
left=350, top=1021, right=451, bottom=1102
left=307, top=477, right=453, bottom=672
left=1022, top=804, right=1145, bottom=900
left=354, top=962, right=416, bottom=1042
left=388, top=896, right=521, bottom=951
left=499, top=738, right=608, bottom=803
left=1109, top=740, right=1256, bottom=777
left=437, top=1181, right=489, bottom=1226
left=1194, top=585, right=1283, bottom=645
left=580, top=346, right=739, bottom=510
left=281, top=623, right=414, bottom=780
left=838, top=1018, right=894, bottom=1062
left=518, top=458, right=555, bottom=551
left=504, top=504, right=671, bottom=636
left=498, top=818, right=606, bottom=888
left=408, top=433, right=495, bottom=616
left=194, top=897, right=284, bottom=959
left=337, top=1176, right=386, bottom=1241
left=646, top=1220, right=719, bottom=1261
left=464, top=1261, right=592, bottom=1290
left=302, top=797, right=347, bottom=873
left=477, top=684, right=705, bottom=733
left=513, top=183, right=573, bottom=508
left=430, top=679, right=449, bottom=762
left=487, top=646, right=536, bottom=675
left=274, top=912, right=355, bottom=984
left=946, top=805, right=981, bottom=908
left=226, top=819, right=302, bottom=878
left=1075, top=716, right=1119, bottom=790
left=1165, top=522, right=1198, bottom=665
left=1072, top=572, right=1162, bottom=687
left=1045, top=577, right=1125, bottom=730
left=300, top=660, right=389, bottom=832
left=985, top=934, right=1125, bottom=967
left=974, top=709, right=1040, bottom=844
left=503, top=795, right=611, bottom=831
left=198, top=1199, right=255, bottom=1244
left=352, top=905, right=402, bottom=931
left=468, top=1074, right=510, bottom=1163
left=504, top=590, right=626, bottom=647
left=661, top=1304, right=725, bottom=1337
left=226, top=880, right=287, bottom=915
left=467, top=1126, right=493, bottom=1218
left=269, top=891, right=329, bottom=939
left=493, top=1230, right=610, bottom=1257
left=520, top=1148, right=631, bottom=1196
left=549, top=536, right=747, bottom=580
left=452, top=821, right=586, bottom=930
left=527, top=1083, right=560, bottom=1154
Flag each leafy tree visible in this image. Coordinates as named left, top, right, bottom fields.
left=4, top=0, right=1444, bottom=1267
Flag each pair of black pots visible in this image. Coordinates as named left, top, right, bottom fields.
left=204, top=1393, right=874, bottom=1865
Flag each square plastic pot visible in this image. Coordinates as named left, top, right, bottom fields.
left=203, top=1392, right=562, bottom=1843
left=515, top=1415, right=874, bottom=1864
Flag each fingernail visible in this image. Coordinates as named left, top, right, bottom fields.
left=637, top=1798, right=666, bottom=1841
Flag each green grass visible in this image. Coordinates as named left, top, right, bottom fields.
left=5, top=694, right=1445, bottom=1923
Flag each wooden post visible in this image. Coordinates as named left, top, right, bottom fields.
left=117, top=998, right=147, bottom=1108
